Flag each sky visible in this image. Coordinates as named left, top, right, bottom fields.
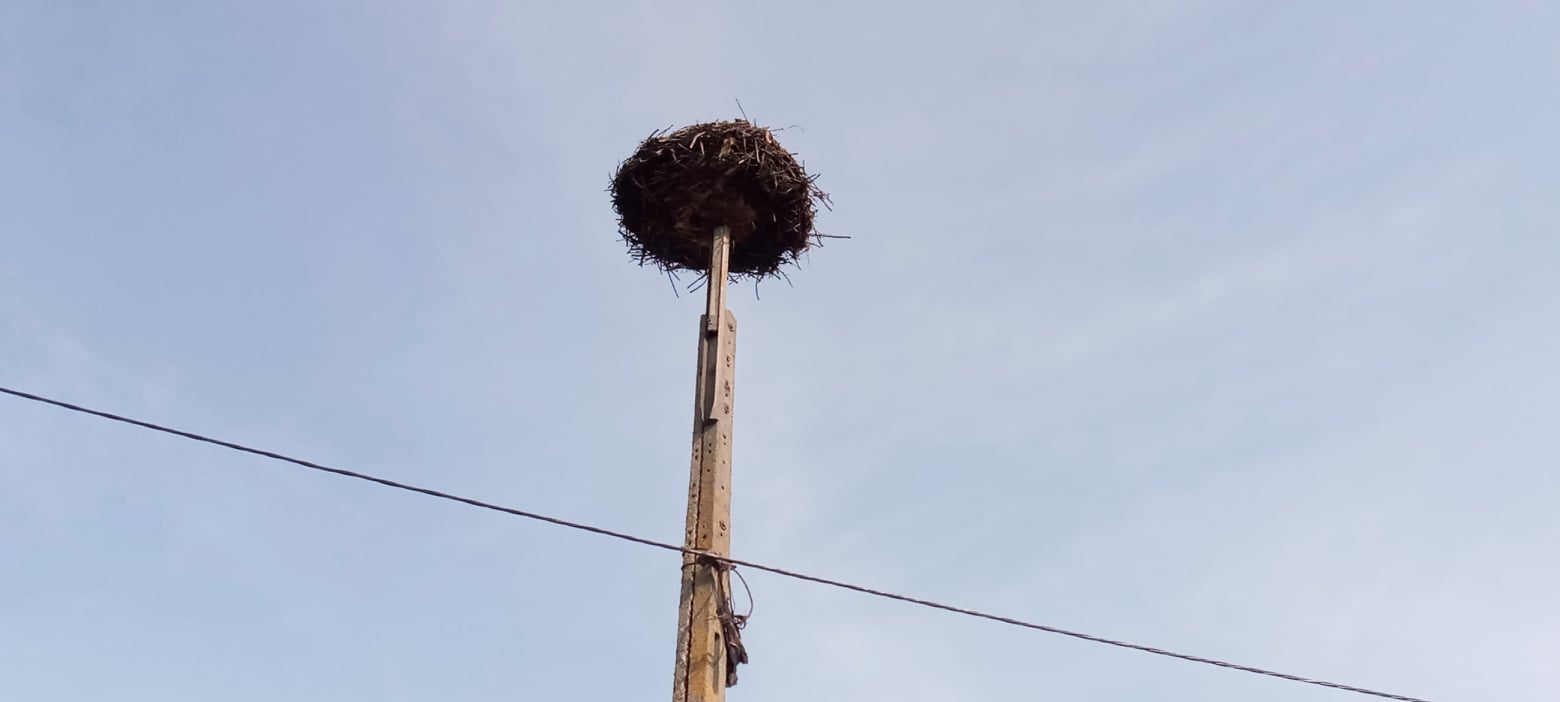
left=3, top=1, right=1558, bottom=700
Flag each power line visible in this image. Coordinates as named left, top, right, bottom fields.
left=2, top=385, right=1435, bottom=702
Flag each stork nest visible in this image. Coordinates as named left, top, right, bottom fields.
left=610, top=120, right=829, bottom=280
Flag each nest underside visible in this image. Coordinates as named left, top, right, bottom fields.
left=611, top=120, right=829, bottom=279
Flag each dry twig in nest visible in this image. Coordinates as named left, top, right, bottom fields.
left=610, top=120, right=830, bottom=280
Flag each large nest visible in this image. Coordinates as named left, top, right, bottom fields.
left=611, top=120, right=829, bottom=280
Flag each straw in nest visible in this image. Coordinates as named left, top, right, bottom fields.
left=610, top=120, right=829, bottom=280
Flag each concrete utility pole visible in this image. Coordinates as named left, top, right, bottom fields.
left=672, top=225, right=737, bottom=702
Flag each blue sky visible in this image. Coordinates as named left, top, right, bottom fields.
left=3, top=2, right=1557, bottom=700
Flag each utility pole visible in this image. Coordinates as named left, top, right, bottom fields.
left=610, top=118, right=825, bottom=701
left=672, top=225, right=737, bottom=702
